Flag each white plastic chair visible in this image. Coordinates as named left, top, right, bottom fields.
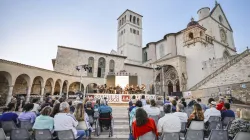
left=189, top=121, right=205, bottom=130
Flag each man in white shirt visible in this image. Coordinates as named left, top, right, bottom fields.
left=157, top=104, right=181, bottom=135
left=204, top=101, right=221, bottom=123
left=54, top=102, right=85, bottom=140
left=173, top=103, right=188, bottom=122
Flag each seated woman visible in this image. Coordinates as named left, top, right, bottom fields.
left=74, top=103, right=92, bottom=140
left=18, top=103, right=37, bottom=123
left=33, top=106, right=54, bottom=132
left=146, top=99, right=160, bottom=116
left=0, top=103, right=18, bottom=124
left=187, top=103, right=204, bottom=127
left=132, top=108, right=158, bottom=139
left=228, top=108, right=250, bottom=139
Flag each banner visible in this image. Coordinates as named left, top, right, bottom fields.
left=86, top=94, right=156, bottom=103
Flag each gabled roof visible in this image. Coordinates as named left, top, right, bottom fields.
left=209, top=4, right=233, bottom=31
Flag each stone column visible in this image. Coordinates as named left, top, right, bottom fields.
left=40, top=86, right=45, bottom=102
left=66, top=86, right=69, bottom=99
left=26, top=85, right=32, bottom=103
left=165, top=86, right=169, bottom=96
left=5, top=85, right=14, bottom=106
left=173, top=84, right=177, bottom=92
left=51, top=86, right=55, bottom=95
left=59, top=86, right=63, bottom=96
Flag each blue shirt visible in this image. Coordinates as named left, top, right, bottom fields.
left=18, top=111, right=37, bottom=123
left=129, top=106, right=136, bottom=112
left=99, top=105, right=112, bottom=113
left=33, top=115, right=54, bottom=131
left=0, top=112, right=18, bottom=124
left=221, top=109, right=235, bottom=121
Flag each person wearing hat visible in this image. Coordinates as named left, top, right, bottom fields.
left=228, top=108, right=250, bottom=139
left=204, top=101, right=221, bottom=123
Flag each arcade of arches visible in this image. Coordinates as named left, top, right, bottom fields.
left=155, top=66, right=181, bottom=95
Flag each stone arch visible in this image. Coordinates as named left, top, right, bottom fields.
left=223, top=50, right=230, bottom=59
left=109, top=59, right=115, bottom=72
left=54, top=79, right=62, bottom=95
left=13, top=74, right=31, bottom=96
left=0, top=71, right=12, bottom=106
left=164, top=65, right=180, bottom=95
left=62, top=80, right=68, bottom=95
left=69, top=82, right=84, bottom=95
left=86, top=83, right=98, bottom=93
left=97, top=57, right=106, bottom=78
left=88, top=57, right=94, bottom=77
left=31, top=76, right=44, bottom=95
left=45, top=78, right=54, bottom=95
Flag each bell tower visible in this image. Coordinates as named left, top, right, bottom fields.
left=117, top=9, right=143, bottom=64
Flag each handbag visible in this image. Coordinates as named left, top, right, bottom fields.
left=76, top=121, right=88, bottom=130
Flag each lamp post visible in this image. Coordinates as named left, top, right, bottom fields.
left=76, top=64, right=91, bottom=98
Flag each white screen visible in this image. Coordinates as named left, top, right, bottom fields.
left=115, top=76, right=129, bottom=89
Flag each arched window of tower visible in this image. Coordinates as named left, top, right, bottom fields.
left=124, top=15, right=126, bottom=22
left=122, top=17, right=124, bottom=25
left=119, top=20, right=121, bottom=27
left=133, top=16, right=136, bottom=24
left=137, top=18, right=140, bottom=25
left=130, top=15, right=132, bottom=22
left=189, top=32, right=194, bottom=39
left=219, top=15, right=223, bottom=23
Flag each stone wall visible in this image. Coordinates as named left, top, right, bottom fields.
left=0, top=76, right=8, bottom=106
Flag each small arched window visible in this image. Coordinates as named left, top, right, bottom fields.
left=119, top=20, right=121, bottom=27
left=130, top=15, right=132, bottom=22
left=189, top=32, right=194, bottom=39
left=144, top=52, right=147, bottom=62
left=133, top=16, right=136, bottom=24
left=88, top=57, right=94, bottom=77
left=122, top=17, right=124, bottom=25
left=219, top=15, right=223, bottom=23
left=124, top=15, right=126, bottom=21
left=137, top=18, right=140, bottom=25
left=200, top=31, right=203, bottom=37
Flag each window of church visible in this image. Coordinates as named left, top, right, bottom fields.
left=137, top=30, right=139, bottom=35
left=133, top=16, right=136, bottom=24
left=133, top=29, right=136, bottom=34
left=124, top=15, right=126, bottom=21
left=119, top=20, right=121, bottom=27
left=88, top=57, right=94, bottom=77
left=130, top=15, right=132, bottom=22
left=144, top=52, right=147, bottom=62
left=219, top=15, right=223, bottom=23
left=189, top=32, right=194, bottom=39
left=137, top=18, right=140, bottom=25
left=122, top=17, right=124, bottom=25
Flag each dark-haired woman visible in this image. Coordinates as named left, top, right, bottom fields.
left=50, top=103, right=60, bottom=118
left=0, top=103, right=18, bottom=124
left=132, top=108, right=158, bottom=139
left=18, top=103, right=37, bottom=123
left=146, top=99, right=160, bottom=116
left=129, top=100, right=143, bottom=127
left=187, top=103, right=204, bottom=127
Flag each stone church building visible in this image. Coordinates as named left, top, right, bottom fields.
left=1, top=2, right=250, bottom=105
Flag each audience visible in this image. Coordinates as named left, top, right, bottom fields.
left=228, top=108, right=250, bottom=139
left=157, top=104, right=181, bottom=135
left=146, top=99, right=160, bottom=116
left=156, top=97, right=164, bottom=107
left=50, top=103, right=60, bottom=118
left=173, top=103, right=188, bottom=122
left=33, top=106, right=54, bottom=131
left=204, top=101, right=221, bottom=123
left=197, top=98, right=206, bottom=111
left=53, top=97, right=60, bottom=107
left=99, top=99, right=112, bottom=113
left=164, top=97, right=171, bottom=104
left=140, top=95, right=146, bottom=106
left=130, top=100, right=142, bottom=126
left=54, top=102, right=85, bottom=140
left=30, top=98, right=41, bottom=114
left=188, top=103, right=204, bottom=127
left=132, top=108, right=158, bottom=139
left=74, top=103, right=92, bottom=140
left=0, top=103, right=18, bottom=124
left=129, top=95, right=136, bottom=107
left=171, top=100, right=177, bottom=112
left=221, top=103, right=235, bottom=121
left=143, top=99, right=151, bottom=112
left=216, top=98, right=225, bottom=111
left=180, top=98, right=187, bottom=108
left=40, top=97, right=53, bottom=111
left=129, top=99, right=137, bottom=112
left=18, top=103, right=37, bottom=123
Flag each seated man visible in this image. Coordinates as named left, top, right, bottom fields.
left=157, top=104, right=181, bottom=136
left=204, top=101, right=221, bottom=123
left=54, top=102, right=85, bottom=140
left=99, top=99, right=112, bottom=114
left=173, top=103, right=188, bottom=122
left=221, top=103, right=235, bottom=121
left=0, top=103, right=18, bottom=124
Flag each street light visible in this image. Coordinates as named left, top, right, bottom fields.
left=76, top=64, right=91, bottom=97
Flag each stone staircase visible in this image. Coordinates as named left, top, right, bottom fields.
left=189, top=49, right=250, bottom=91
left=91, top=106, right=129, bottom=140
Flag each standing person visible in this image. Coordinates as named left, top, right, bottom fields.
left=129, top=100, right=142, bottom=127
left=157, top=104, right=181, bottom=135
left=33, top=106, right=54, bottom=132
left=197, top=98, right=206, bottom=111
left=132, top=108, right=158, bottom=139
left=221, top=103, right=235, bottom=121
left=18, top=103, right=37, bottom=123
left=0, top=103, right=18, bottom=124
left=54, top=102, right=85, bottom=140
left=173, top=103, right=188, bottom=122
left=128, top=99, right=137, bottom=112
left=187, top=103, right=204, bottom=127
left=140, top=95, right=146, bottom=106
left=74, top=103, right=92, bottom=140
left=129, top=95, right=136, bottom=107
left=171, top=100, right=177, bottom=112
left=30, top=98, right=41, bottom=114
left=204, top=101, right=221, bottom=123
left=180, top=98, right=187, bottom=108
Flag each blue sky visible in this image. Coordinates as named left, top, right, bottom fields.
left=0, top=0, right=250, bottom=70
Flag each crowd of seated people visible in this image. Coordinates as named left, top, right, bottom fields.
left=0, top=96, right=113, bottom=140
left=128, top=95, right=250, bottom=140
